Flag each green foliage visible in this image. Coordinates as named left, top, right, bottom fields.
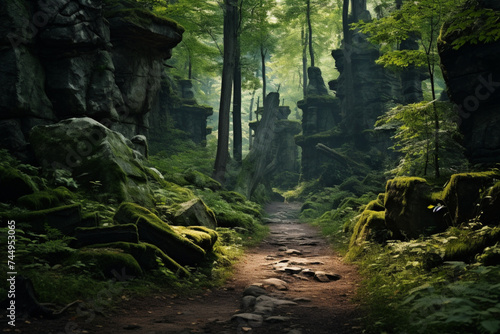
left=196, top=189, right=263, bottom=232
left=17, top=186, right=75, bottom=210
left=440, top=0, right=500, bottom=49
left=376, top=101, right=467, bottom=177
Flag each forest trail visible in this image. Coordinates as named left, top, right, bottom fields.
left=19, top=202, right=363, bottom=334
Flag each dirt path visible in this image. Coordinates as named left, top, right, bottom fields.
left=15, top=202, right=363, bottom=334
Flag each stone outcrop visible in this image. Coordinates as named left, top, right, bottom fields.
left=438, top=0, right=500, bottom=164
left=30, top=117, right=153, bottom=206
left=244, top=95, right=301, bottom=195
left=149, top=78, right=213, bottom=152
left=0, top=0, right=183, bottom=160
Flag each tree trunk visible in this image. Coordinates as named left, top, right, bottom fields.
left=248, top=89, right=255, bottom=150
left=302, top=25, right=308, bottom=98
left=342, top=0, right=354, bottom=121
left=233, top=2, right=242, bottom=163
left=213, top=0, right=237, bottom=183
left=306, top=0, right=315, bottom=67
left=261, top=45, right=267, bottom=105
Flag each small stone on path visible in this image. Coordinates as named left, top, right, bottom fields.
left=313, top=271, right=330, bottom=282
left=243, top=285, right=267, bottom=297
left=262, top=278, right=288, bottom=290
left=285, top=249, right=302, bottom=255
left=284, top=266, right=303, bottom=274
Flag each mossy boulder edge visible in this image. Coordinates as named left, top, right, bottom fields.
left=114, top=202, right=206, bottom=265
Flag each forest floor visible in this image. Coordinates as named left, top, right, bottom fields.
left=13, top=202, right=364, bottom=334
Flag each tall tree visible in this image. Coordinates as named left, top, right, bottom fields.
left=233, top=0, right=243, bottom=163
left=306, top=0, right=315, bottom=67
left=213, top=0, right=237, bottom=183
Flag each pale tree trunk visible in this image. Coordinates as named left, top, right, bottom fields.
left=213, top=0, right=237, bottom=183
left=306, top=0, right=314, bottom=67
left=233, top=1, right=242, bottom=163
left=302, top=26, right=308, bottom=98
left=248, top=89, right=255, bottom=150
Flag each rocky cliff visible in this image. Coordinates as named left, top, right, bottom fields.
left=0, top=0, right=183, bottom=161
left=438, top=0, right=500, bottom=164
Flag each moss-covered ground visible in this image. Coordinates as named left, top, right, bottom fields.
left=287, top=168, right=500, bottom=334
left=0, top=141, right=268, bottom=307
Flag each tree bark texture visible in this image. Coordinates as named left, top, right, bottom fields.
left=213, top=0, right=237, bottom=183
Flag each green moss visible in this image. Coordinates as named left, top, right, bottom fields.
left=0, top=165, right=38, bottom=202
left=349, top=210, right=387, bottom=249
left=364, top=195, right=385, bottom=212
left=384, top=177, right=428, bottom=216
left=17, top=186, right=74, bottom=210
left=171, top=226, right=218, bottom=252
left=1, top=204, right=83, bottom=234
left=114, top=202, right=206, bottom=265
left=103, top=0, right=184, bottom=32
left=69, top=248, right=142, bottom=278
left=89, top=242, right=189, bottom=277
left=442, top=171, right=500, bottom=225
left=183, top=169, right=221, bottom=190
left=444, top=226, right=500, bottom=263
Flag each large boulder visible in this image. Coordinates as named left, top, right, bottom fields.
left=442, top=172, right=500, bottom=225
left=114, top=202, right=208, bottom=265
left=30, top=117, right=153, bottom=206
left=171, top=198, right=217, bottom=229
left=384, top=177, right=446, bottom=239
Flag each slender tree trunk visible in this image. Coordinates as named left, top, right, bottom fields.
left=213, top=0, right=237, bottom=183
left=342, top=0, right=354, bottom=122
left=306, top=0, right=314, bottom=67
left=302, top=26, right=308, bottom=98
left=261, top=46, right=267, bottom=105
left=233, top=2, right=242, bottom=163
left=248, top=89, right=255, bottom=150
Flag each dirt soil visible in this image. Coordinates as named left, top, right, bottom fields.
left=12, top=202, right=364, bottom=334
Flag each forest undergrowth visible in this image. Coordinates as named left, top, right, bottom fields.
left=288, top=174, right=500, bottom=334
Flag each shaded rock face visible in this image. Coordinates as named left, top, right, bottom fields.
left=438, top=2, right=500, bottom=164
left=249, top=104, right=301, bottom=190
left=384, top=177, right=446, bottom=239
left=30, top=117, right=153, bottom=206
left=149, top=78, right=213, bottom=152
left=0, top=0, right=183, bottom=160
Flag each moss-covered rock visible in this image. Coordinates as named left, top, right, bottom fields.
left=349, top=210, right=387, bottom=248
left=29, top=117, right=153, bottom=206
left=73, top=224, right=139, bottom=248
left=0, top=165, right=37, bottom=202
left=442, top=172, right=500, bottom=225
left=384, top=177, right=446, bottom=239
left=171, top=226, right=218, bottom=252
left=183, top=169, right=221, bottom=190
left=171, top=198, right=217, bottom=229
left=89, top=242, right=189, bottom=277
left=113, top=202, right=206, bottom=265
left=0, top=204, right=90, bottom=235
left=17, top=186, right=74, bottom=210
left=69, top=248, right=143, bottom=278
left=483, top=181, right=500, bottom=225
left=364, top=194, right=385, bottom=212
left=444, top=226, right=500, bottom=263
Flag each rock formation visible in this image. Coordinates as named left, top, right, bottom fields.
left=149, top=78, right=213, bottom=152
left=0, top=0, right=183, bottom=161
left=438, top=0, right=500, bottom=164
left=245, top=97, right=301, bottom=194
